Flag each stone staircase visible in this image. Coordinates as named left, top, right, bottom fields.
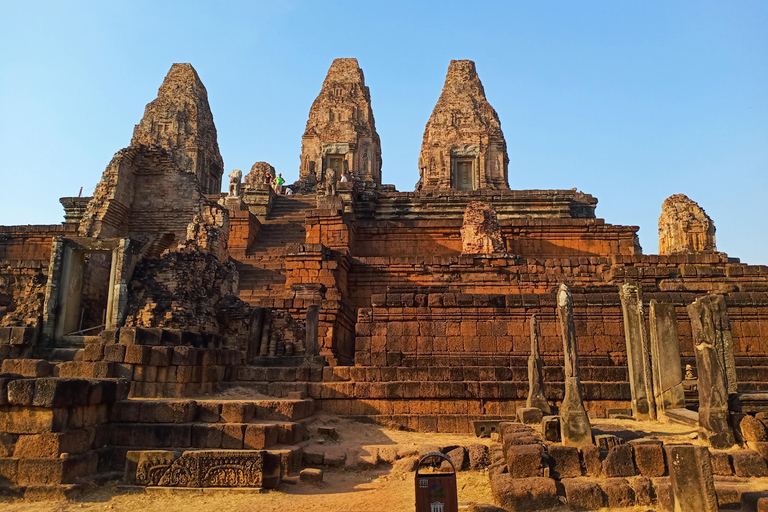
left=238, top=194, right=317, bottom=303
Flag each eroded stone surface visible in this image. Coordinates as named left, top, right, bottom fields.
left=659, top=194, right=716, bottom=255
left=460, top=202, right=506, bottom=254
left=418, top=60, right=508, bottom=191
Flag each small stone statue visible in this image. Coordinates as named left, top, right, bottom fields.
left=325, top=167, right=337, bottom=197
left=228, top=169, right=242, bottom=197
left=685, top=364, right=695, bottom=380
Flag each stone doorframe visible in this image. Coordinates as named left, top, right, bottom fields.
left=450, top=145, right=480, bottom=191
left=41, top=237, right=133, bottom=345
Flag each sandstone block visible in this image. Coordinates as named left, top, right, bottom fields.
left=739, top=415, right=768, bottom=442
left=580, top=444, right=602, bottom=477
left=220, top=401, right=255, bottom=423
left=601, top=477, right=635, bottom=508
left=303, top=446, right=325, bottom=466
left=541, top=415, right=560, bottom=442
left=468, top=443, right=489, bottom=470
left=630, top=439, right=666, bottom=477
left=632, top=476, right=653, bottom=506
left=664, top=444, right=718, bottom=512
left=7, top=379, right=35, bottom=405
left=505, top=444, right=543, bottom=478
left=154, top=400, right=196, bottom=423
left=603, top=444, right=636, bottom=477
left=442, top=446, right=466, bottom=471
left=562, top=478, right=604, bottom=510
left=490, top=474, right=558, bottom=512
left=220, top=424, right=245, bottom=449
left=516, top=407, right=543, bottom=425
left=710, top=450, right=733, bottom=475
left=732, top=450, right=768, bottom=477
left=299, top=468, right=323, bottom=484
left=547, top=444, right=581, bottom=478
left=595, top=434, right=622, bottom=451
left=196, top=402, right=221, bottom=422
left=0, top=406, right=69, bottom=433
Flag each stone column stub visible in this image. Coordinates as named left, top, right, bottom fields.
left=648, top=300, right=686, bottom=418
left=526, top=314, right=551, bottom=414
left=619, top=281, right=656, bottom=421
left=556, top=283, right=592, bottom=447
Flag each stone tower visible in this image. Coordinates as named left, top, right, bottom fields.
left=658, top=194, right=716, bottom=255
left=131, top=63, right=224, bottom=194
left=418, top=60, right=509, bottom=192
left=299, top=58, right=382, bottom=189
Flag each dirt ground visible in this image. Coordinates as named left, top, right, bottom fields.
left=0, top=415, right=729, bottom=512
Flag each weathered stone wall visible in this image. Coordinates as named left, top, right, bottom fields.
left=130, top=63, right=224, bottom=194
left=0, top=225, right=76, bottom=328
left=659, top=194, right=716, bottom=255
left=298, top=58, right=382, bottom=188
left=419, top=60, right=508, bottom=191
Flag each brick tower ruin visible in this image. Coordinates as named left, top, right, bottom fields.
left=418, top=60, right=509, bottom=191
left=130, top=63, right=224, bottom=195
left=297, top=58, right=382, bottom=191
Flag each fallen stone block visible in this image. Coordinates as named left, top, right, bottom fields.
left=710, top=450, right=733, bottom=475
left=632, top=475, right=653, bottom=506
left=739, top=415, right=768, bottom=442
left=317, top=426, right=338, bottom=440
left=300, top=468, right=323, bottom=484
left=468, top=443, right=489, bottom=470
left=516, top=407, right=543, bottom=425
left=595, top=434, right=622, bottom=451
left=579, top=444, right=602, bottom=477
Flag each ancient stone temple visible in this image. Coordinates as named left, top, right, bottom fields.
left=418, top=60, right=509, bottom=191
left=658, top=193, right=716, bottom=255
left=297, top=58, right=382, bottom=191
left=2, top=59, right=768, bottom=505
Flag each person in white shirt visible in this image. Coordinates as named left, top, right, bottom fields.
left=340, top=173, right=348, bottom=183
left=285, top=187, right=294, bottom=195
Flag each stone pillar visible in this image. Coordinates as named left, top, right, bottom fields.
left=688, top=297, right=735, bottom=449
left=556, top=284, right=592, bottom=447
left=305, top=305, right=320, bottom=360
left=664, top=444, right=718, bottom=512
left=526, top=315, right=551, bottom=414
left=247, top=307, right=264, bottom=363
left=258, top=308, right=272, bottom=358
left=648, top=300, right=686, bottom=418
left=689, top=295, right=736, bottom=394
left=619, top=282, right=656, bottom=421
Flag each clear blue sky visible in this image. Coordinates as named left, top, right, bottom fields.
left=1, top=1, right=766, bottom=263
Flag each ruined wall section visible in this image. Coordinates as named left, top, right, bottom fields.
left=298, top=58, right=382, bottom=188
left=0, top=225, right=75, bottom=328
left=130, top=63, right=224, bottom=194
left=659, top=194, right=716, bottom=255
left=419, top=60, right=509, bottom=191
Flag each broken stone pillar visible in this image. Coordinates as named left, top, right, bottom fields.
left=556, top=284, right=592, bottom=448
left=526, top=315, right=551, bottom=414
left=299, top=58, right=382, bottom=189
left=418, top=60, right=509, bottom=192
left=460, top=202, right=506, bottom=254
left=305, top=305, right=320, bottom=360
left=619, top=282, right=656, bottom=421
left=130, top=63, right=224, bottom=194
left=248, top=307, right=264, bottom=363
left=664, top=444, right=719, bottom=512
left=258, top=308, right=272, bottom=358
left=688, top=296, right=736, bottom=448
left=689, top=295, right=736, bottom=394
left=658, top=194, right=716, bottom=255
left=648, top=300, right=686, bottom=418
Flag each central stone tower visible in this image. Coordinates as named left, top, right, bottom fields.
left=299, top=58, right=382, bottom=189
left=418, top=60, right=509, bottom=191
